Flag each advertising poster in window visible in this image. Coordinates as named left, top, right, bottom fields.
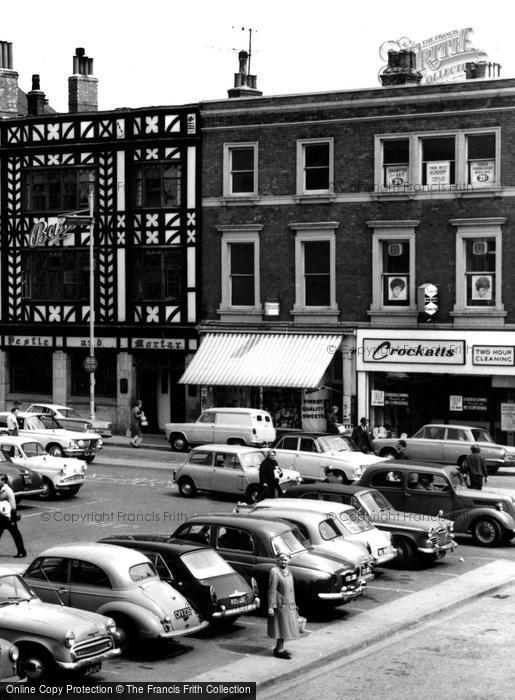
left=471, top=274, right=493, bottom=301
left=426, top=161, right=450, bottom=186
left=470, top=160, right=495, bottom=186
left=450, top=395, right=463, bottom=411
left=301, top=387, right=329, bottom=432
left=387, top=276, right=408, bottom=301
left=385, top=392, right=409, bottom=407
left=385, top=165, right=408, bottom=188
left=371, top=390, right=385, bottom=407
left=501, top=404, right=515, bottom=432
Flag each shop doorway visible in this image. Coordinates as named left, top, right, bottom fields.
left=135, top=354, right=186, bottom=432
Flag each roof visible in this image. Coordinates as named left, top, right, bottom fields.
left=181, top=513, right=297, bottom=535
left=191, top=444, right=267, bottom=455
left=179, top=333, right=342, bottom=388
left=286, top=483, right=367, bottom=497
left=419, top=424, right=488, bottom=431
left=100, top=537, right=210, bottom=556
left=37, top=542, right=152, bottom=568
left=364, top=460, right=457, bottom=474
left=253, top=498, right=355, bottom=515
left=252, top=506, right=343, bottom=526
left=202, top=407, right=271, bottom=415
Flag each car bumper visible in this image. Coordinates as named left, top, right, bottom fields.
left=318, top=583, right=364, bottom=602
left=373, top=546, right=397, bottom=565
left=54, top=477, right=85, bottom=488
left=212, top=599, right=260, bottom=618
left=418, top=540, right=457, bottom=556
left=56, top=646, right=120, bottom=670
left=157, top=619, right=209, bottom=638
left=14, top=488, right=46, bottom=498
left=64, top=449, right=99, bottom=458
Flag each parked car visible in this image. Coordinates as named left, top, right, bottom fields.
left=358, top=461, right=515, bottom=547
left=173, top=444, right=302, bottom=503
left=0, top=412, right=102, bottom=464
left=272, top=432, right=388, bottom=483
left=26, top=403, right=112, bottom=439
left=22, top=543, right=208, bottom=652
left=243, top=498, right=396, bottom=567
left=98, top=536, right=259, bottom=624
left=283, top=483, right=456, bottom=566
left=0, top=459, right=45, bottom=503
left=234, top=505, right=375, bottom=582
left=0, top=436, right=85, bottom=499
left=371, top=424, right=515, bottom=474
left=0, top=637, right=22, bottom=688
left=164, top=408, right=276, bottom=452
left=0, top=565, right=119, bottom=682
left=172, top=514, right=364, bottom=611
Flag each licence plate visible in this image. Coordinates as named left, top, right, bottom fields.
left=229, top=595, right=246, bottom=607
left=174, top=606, right=192, bottom=620
left=22, top=476, right=32, bottom=484
left=82, top=662, right=101, bottom=677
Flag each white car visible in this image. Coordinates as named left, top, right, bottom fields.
left=0, top=412, right=102, bottom=464
left=174, top=444, right=302, bottom=503
left=0, top=436, right=86, bottom=499
left=26, top=403, right=112, bottom=439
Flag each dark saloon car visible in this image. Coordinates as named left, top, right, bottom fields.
left=172, top=513, right=364, bottom=612
left=0, top=460, right=45, bottom=502
left=98, top=536, right=259, bottom=624
left=358, top=461, right=515, bottom=547
left=283, top=483, right=456, bottom=566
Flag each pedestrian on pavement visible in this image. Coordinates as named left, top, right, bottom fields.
left=326, top=405, right=341, bottom=434
left=461, top=445, right=488, bottom=490
left=130, top=399, right=144, bottom=448
left=351, top=417, right=374, bottom=454
left=6, top=407, right=19, bottom=437
left=259, top=450, right=281, bottom=500
left=267, top=553, right=300, bottom=659
left=0, top=474, right=26, bottom=558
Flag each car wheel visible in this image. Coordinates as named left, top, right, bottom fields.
left=47, top=444, right=64, bottom=458
left=18, top=644, right=55, bottom=682
left=170, top=433, right=188, bottom=452
left=392, top=536, right=416, bottom=567
left=228, top=439, right=246, bottom=446
left=111, top=614, right=137, bottom=654
left=329, top=470, right=350, bottom=484
left=246, top=484, right=261, bottom=504
left=38, top=478, right=56, bottom=500
left=85, top=455, right=95, bottom=464
left=487, top=465, right=500, bottom=475
left=380, top=447, right=398, bottom=458
left=61, top=485, right=81, bottom=499
left=178, top=476, right=197, bottom=498
left=471, top=517, right=503, bottom=547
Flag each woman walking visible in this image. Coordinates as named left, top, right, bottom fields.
left=267, top=553, right=300, bottom=659
left=130, top=399, right=144, bottom=448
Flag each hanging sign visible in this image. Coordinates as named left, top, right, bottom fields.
left=28, top=214, right=93, bottom=248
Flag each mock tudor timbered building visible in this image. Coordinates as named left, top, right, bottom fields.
left=0, top=47, right=200, bottom=432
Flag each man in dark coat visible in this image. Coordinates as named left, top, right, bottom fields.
left=351, top=417, right=374, bottom=454
left=259, top=450, right=281, bottom=499
left=461, top=445, right=488, bottom=490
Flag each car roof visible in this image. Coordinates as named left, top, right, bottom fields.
left=0, top=436, right=43, bottom=446
left=253, top=498, right=355, bottom=514
left=277, top=432, right=332, bottom=439
left=179, top=513, right=297, bottom=535
left=99, top=537, right=211, bottom=556
left=30, top=404, right=69, bottom=410
left=286, top=483, right=366, bottom=497
left=203, top=408, right=270, bottom=414
left=419, top=424, right=485, bottom=431
left=191, top=444, right=267, bottom=455
left=37, top=542, right=153, bottom=568
left=252, top=505, right=344, bottom=525
left=365, top=460, right=456, bottom=474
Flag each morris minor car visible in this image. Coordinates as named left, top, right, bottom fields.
left=0, top=459, right=45, bottom=503
left=26, top=404, right=112, bottom=439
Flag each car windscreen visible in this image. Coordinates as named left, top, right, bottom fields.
left=21, top=441, right=47, bottom=458
left=23, top=416, right=49, bottom=430
left=0, top=574, right=36, bottom=604
left=338, top=509, right=374, bottom=534
left=181, top=550, right=235, bottom=579
left=359, top=490, right=392, bottom=513
left=471, top=429, right=494, bottom=443
left=271, top=529, right=309, bottom=556
left=129, top=562, right=159, bottom=582
left=240, top=451, right=267, bottom=468
left=318, top=436, right=356, bottom=452
left=318, top=518, right=344, bottom=541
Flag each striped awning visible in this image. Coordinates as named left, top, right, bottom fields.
left=179, top=333, right=342, bottom=388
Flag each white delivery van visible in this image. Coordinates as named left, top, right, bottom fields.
left=164, top=407, right=276, bottom=451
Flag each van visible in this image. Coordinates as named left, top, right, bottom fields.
left=164, top=407, right=276, bottom=451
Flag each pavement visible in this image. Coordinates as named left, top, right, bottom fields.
left=108, top=432, right=170, bottom=452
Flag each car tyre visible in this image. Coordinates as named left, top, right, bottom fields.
left=61, top=485, right=81, bottom=499
left=391, top=536, right=416, bottom=567
left=38, top=477, right=56, bottom=500
left=329, top=470, right=350, bottom=485
left=111, top=614, right=137, bottom=654
left=487, top=465, right=500, bottom=475
left=471, top=517, right=503, bottom=547
left=245, top=484, right=261, bottom=504
left=170, top=433, right=188, bottom=452
left=178, top=476, right=197, bottom=498
left=18, top=644, right=55, bottom=682
left=85, top=455, right=95, bottom=464
left=228, top=439, right=246, bottom=446
left=380, top=447, right=398, bottom=459
left=47, top=444, right=64, bottom=458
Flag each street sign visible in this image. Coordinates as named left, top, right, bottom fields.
left=83, top=356, right=98, bottom=373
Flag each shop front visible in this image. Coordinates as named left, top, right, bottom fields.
left=179, top=332, right=355, bottom=432
left=356, top=329, right=515, bottom=443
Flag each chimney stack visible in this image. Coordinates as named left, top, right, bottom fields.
left=0, top=40, right=19, bottom=117
left=227, top=50, right=262, bottom=98
left=27, top=74, right=48, bottom=116
left=465, top=61, right=501, bottom=80
left=379, top=49, right=422, bottom=87
left=68, top=47, right=98, bottom=112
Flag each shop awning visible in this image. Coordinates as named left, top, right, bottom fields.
left=179, top=333, right=342, bottom=388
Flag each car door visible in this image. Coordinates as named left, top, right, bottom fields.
left=188, top=413, right=215, bottom=445
left=23, top=556, right=71, bottom=606
left=67, top=558, right=116, bottom=612
left=293, top=438, right=328, bottom=480
left=273, top=436, right=298, bottom=471
left=366, top=468, right=405, bottom=510
left=208, top=452, right=245, bottom=494
left=184, top=450, right=214, bottom=490
left=408, top=426, right=445, bottom=462
left=214, top=525, right=256, bottom=576
left=442, top=427, right=469, bottom=465
left=401, top=471, right=456, bottom=517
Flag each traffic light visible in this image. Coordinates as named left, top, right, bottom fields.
left=418, top=283, right=438, bottom=322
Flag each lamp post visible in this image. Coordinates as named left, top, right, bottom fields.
left=88, top=187, right=96, bottom=421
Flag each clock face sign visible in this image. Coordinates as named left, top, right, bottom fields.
left=83, top=356, right=98, bottom=373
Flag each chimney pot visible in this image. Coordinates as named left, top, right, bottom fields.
left=379, top=49, right=422, bottom=86
left=32, top=74, right=40, bottom=90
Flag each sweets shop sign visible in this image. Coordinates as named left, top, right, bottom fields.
left=379, top=28, right=489, bottom=84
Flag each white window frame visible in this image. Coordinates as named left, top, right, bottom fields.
left=223, top=142, right=258, bottom=198
left=290, top=222, right=338, bottom=313
left=296, top=138, right=334, bottom=196
left=375, top=128, right=500, bottom=193
left=367, top=221, right=418, bottom=313
left=450, top=218, right=505, bottom=315
left=218, top=225, right=262, bottom=315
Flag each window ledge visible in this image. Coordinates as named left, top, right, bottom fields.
left=217, top=307, right=263, bottom=323
left=294, top=193, right=336, bottom=204
left=451, top=307, right=506, bottom=328
left=368, top=308, right=418, bottom=327
left=220, top=195, right=261, bottom=205
left=292, top=307, right=339, bottom=324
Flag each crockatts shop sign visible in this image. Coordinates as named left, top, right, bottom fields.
left=362, top=339, right=465, bottom=365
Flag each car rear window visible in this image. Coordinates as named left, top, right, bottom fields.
left=338, top=509, right=374, bottom=534
left=129, top=562, right=158, bottom=582
left=181, top=550, right=235, bottom=579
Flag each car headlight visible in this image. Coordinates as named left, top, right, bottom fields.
left=65, top=630, right=75, bottom=648
left=250, top=577, right=259, bottom=596
left=8, top=644, right=19, bottom=662
left=69, top=440, right=78, bottom=449
left=209, top=585, right=218, bottom=603
left=496, top=502, right=505, bottom=511
left=161, top=616, right=171, bottom=632
left=448, top=522, right=454, bottom=532
left=106, top=618, right=117, bottom=635
left=77, top=440, right=86, bottom=448
left=354, top=465, right=363, bottom=477
left=98, top=437, right=103, bottom=447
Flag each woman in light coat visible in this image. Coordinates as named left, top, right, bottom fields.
left=267, top=553, right=300, bottom=659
